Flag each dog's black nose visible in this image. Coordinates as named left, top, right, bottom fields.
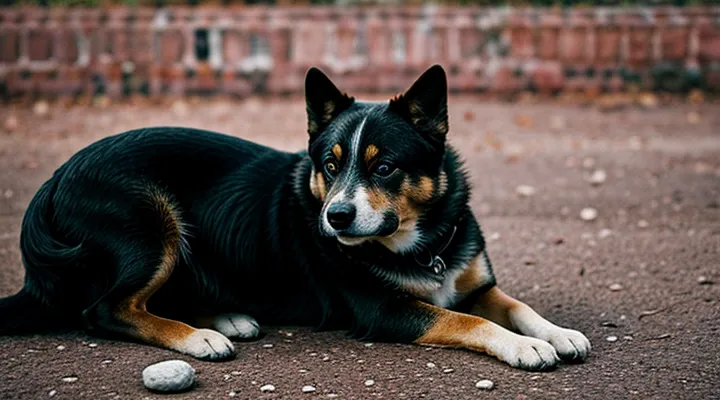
left=327, top=203, right=356, bottom=230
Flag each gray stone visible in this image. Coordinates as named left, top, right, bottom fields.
left=142, top=360, right=195, bottom=393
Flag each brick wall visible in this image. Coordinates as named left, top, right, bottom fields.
left=1, top=6, right=719, bottom=99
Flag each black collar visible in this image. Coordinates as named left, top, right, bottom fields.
left=413, top=223, right=459, bottom=276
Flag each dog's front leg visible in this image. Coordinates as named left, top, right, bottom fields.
left=468, top=286, right=591, bottom=363
left=361, top=298, right=561, bottom=371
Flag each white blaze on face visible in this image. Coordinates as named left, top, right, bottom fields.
left=322, top=116, right=376, bottom=239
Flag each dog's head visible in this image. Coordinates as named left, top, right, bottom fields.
left=305, top=65, right=449, bottom=253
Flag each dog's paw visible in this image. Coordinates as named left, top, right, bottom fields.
left=493, top=335, right=560, bottom=372
left=213, top=314, right=261, bottom=341
left=175, top=329, right=235, bottom=361
left=540, top=327, right=591, bottom=363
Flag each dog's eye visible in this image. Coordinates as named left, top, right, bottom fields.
left=324, top=160, right=338, bottom=176
left=374, top=162, right=395, bottom=177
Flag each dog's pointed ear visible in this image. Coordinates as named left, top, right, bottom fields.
left=389, top=64, right=448, bottom=144
left=305, top=67, right=355, bottom=139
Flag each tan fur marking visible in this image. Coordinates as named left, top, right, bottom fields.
left=367, top=187, right=391, bottom=210
left=401, top=176, right=434, bottom=204
left=115, top=193, right=197, bottom=348
left=316, top=172, right=327, bottom=202
left=454, top=257, right=486, bottom=294
left=415, top=302, right=494, bottom=353
left=364, top=144, right=379, bottom=164
left=394, top=192, right=421, bottom=222
left=332, top=144, right=343, bottom=161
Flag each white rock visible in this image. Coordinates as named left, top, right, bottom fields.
left=580, top=207, right=598, bottom=221
left=606, top=335, right=618, bottom=342
left=426, top=362, right=436, bottom=368
left=61, top=377, right=78, bottom=383
left=48, top=390, right=57, bottom=397
left=327, top=395, right=339, bottom=398
left=56, top=345, right=66, bottom=351
left=88, top=343, right=98, bottom=348
left=364, top=379, right=375, bottom=387
left=142, top=360, right=195, bottom=393
left=608, top=283, right=623, bottom=291
left=475, top=379, right=494, bottom=390
left=598, top=229, right=613, bottom=239
left=260, top=384, right=276, bottom=393
left=637, top=220, right=649, bottom=228
left=262, top=344, right=274, bottom=348
left=515, top=185, right=537, bottom=197
left=587, top=169, right=607, bottom=186
left=443, top=368, right=454, bottom=374
left=302, top=385, right=317, bottom=393
left=33, top=101, right=50, bottom=116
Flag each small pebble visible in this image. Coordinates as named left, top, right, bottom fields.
left=608, top=283, right=623, bottom=291
left=580, top=207, right=598, bottom=221
left=33, top=101, right=50, bottom=116
left=364, top=343, right=373, bottom=347
left=88, top=343, right=98, bottom=348
left=48, top=390, right=57, bottom=397
left=260, top=384, right=276, bottom=393
left=698, top=276, right=714, bottom=285
left=606, top=335, right=618, bottom=342
left=515, top=185, right=537, bottom=197
left=637, top=220, right=649, bottom=228
left=142, top=360, right=195, bottom=393
left=598, top=229, right=612, bottom=239
left=302, top=385, right=317, bottom=393
left=56, top=346, right=66, bottom=351
left=364, top=379, right=375, bottom=387
left=475, top=379, right=494, bottom=390
left=61, top=377, right=78, bottom=383
left=229, top=391, right=237, bottom=397
left=262, top=344, right=274, bottom=348
left=426, top=362, right=436, bottom=368
left=443, top=368, right=454, bottom=374
left=327, top=395, right=339, bottom=398
left=587, top=169, right=607, bottom=186
left=231, top=371, right=242, bottom=376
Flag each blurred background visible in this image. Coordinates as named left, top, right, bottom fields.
left=0, top=0, right=719, bottom=102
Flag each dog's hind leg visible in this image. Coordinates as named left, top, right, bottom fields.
left=81, top=188, right=234, bottom=360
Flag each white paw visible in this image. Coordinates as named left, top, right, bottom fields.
left=492, top=334, right=560, bottom=371
left=175, top=329, right=235, bottom=361
left=212, top=314, right=261, bottom=340
left=539, top=327, right=592, bottom=362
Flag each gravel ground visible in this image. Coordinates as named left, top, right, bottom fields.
left=0, top=97, right=719, bottom=400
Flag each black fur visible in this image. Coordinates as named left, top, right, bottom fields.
left=0, top=65, right=493, bottom=348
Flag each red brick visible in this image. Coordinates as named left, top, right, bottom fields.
left=627, top=28, right=652, bottom=67
left=54, top=29, right=78, bottom=64
left=698, top=25, right=720, bottom=62
left=28, top=29, right=54, bottom=61
left=0, top=28, right=20, bottom=63
left=596, top=27, right=621, bottom=66
left=560, top=27, right=589, bottom=64
left=532, top=62, right=564, bottom=93
left=538, top=27, right=559, bottom=60
left=661, top=27, right=689, bottom=61
left=158, top=29, right=185, bottom=65
left=509, top=27, right=534, bottom=60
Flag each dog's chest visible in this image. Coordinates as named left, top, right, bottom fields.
left=400, top=252, right=493, bottom=308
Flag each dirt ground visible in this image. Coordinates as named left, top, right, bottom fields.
left=0, top=97, right=718, bottom=400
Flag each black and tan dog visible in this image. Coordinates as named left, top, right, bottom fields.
left=0, top=65, right=590, bottom=371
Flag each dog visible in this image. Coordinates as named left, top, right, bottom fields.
left=0, top=65, right=590, bottom=371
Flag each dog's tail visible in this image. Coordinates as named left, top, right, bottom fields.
left=0, top=176, right=84, bottom=335
left=0, top=289, right=65, bottom=335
